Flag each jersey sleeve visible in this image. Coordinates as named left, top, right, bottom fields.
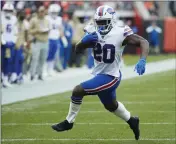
left=120, top=25, right=134, bottom=43
left=123, top=25, right=133, bottom=38
left=84, top=22, right=96, bottom=34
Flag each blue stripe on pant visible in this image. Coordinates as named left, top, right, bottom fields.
left=81, top=71, right=122, bottom=104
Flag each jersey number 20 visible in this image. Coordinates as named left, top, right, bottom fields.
left=93, top=43, right=115, bottom=63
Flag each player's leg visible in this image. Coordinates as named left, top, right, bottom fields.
left=47, top=40, right=57, bottom=75
left=54, top=41, right=63, bottom=72
left=3, top=42, right=14, bottom=87
left=17, top=47, right=24, bottom=84
left=30, top=42, right=40, bottom=80
left=63, top=45, right=68, bottom=70
left=51, top=74, right=115, bottom=132
left=64, top=42, right=72, bottom=69
left=37, top=41, right=48, bottom=80
left=10, top=48, right=18, bottom=83
left=51, top=84, right=86, bottom=132
left=11, top=46, right=24, bottom=83
left=98, top=78, right=140, bottom=140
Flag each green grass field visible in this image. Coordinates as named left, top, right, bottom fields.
left=123, top=54, right=175, bottom=66
left=2, top=70, right=176, bottom=144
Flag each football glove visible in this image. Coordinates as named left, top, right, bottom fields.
left=134, top=58, right=146, bottom=75
left=81, top=32, right=98, bottom=44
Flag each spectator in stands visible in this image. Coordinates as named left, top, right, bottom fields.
left=62, top=14, right=73, bottom=69
left=146, top=21, right=162, bottom=55
left=29, top=6, right=49, bottom=81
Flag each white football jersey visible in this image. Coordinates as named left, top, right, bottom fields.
left=47, top=15, right=63, bottom=40
left=84, top=22, right=133, bottom=77
left=1, top=14, right=18, bottom=43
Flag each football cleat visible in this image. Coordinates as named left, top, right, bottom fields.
left=51, top=120, right=73, bottom=132
left=38, top=75, right=44, bottom=81
left=127, top=116, right=140, bottom=140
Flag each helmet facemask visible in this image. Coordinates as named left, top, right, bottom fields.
left=4, top=10, right=13, bottom=19
left=51, top=12, right=58, bottom=19
left=95, top=19, right=113, bottom=35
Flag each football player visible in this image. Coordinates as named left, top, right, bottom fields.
left=46, top=4, right=67, bottom=75
left=52, top=5, right=149, bottom=140
left=11, top=11, right=26, bottom=84
left=1, top=3, right=18, bottom=87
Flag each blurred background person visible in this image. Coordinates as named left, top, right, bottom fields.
left=126, top=20, right=138, bottom=34
left=146, top=20, right=162, bottom=55
left=69, top=15, right=84, bottom=68
left=29, top=6, right=49, bottom=81
left=10, top=11, right=26, bottom=84
left=23, top=8, right=32, bottom=75
left=46, top=3, right=63, bottom=76
left=84, top=18, right=95, bottom=69
left=1, top=3, right=18, bottom=87
left=62, top=14, right=73, bottom=70
left=169, top=1, right=176, bottom=17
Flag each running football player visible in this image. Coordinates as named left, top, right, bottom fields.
left=52, top=5, right=149, bottom=140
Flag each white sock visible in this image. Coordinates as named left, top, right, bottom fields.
left=3, top=76, right=11, bottom=87
left=10, top=72, right=17, bottom=82
left=66, top=102, right=81, bottom=123
left=113, top=101, right=130, bottom=121
left=3, top=76, right=8, bottom=83
left=47, top=61, right=54, bottom=72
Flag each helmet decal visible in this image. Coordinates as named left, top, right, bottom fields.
left=98, top=6, right=104, bottom=16
left=107, top=8, right=115, bottom=15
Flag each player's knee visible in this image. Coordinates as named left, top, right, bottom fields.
left=72, top=85, right=85, bottom=97
left=104, top=104, right=118, bottom=112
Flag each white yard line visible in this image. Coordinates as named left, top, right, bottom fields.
left=2, top=101, right=175, bottom=113
left=2, top=110, right=175, bottom=114
left=2, top=59, right=176, bottom=105
left=1, top=122, right=175, bottom=126
left=2, top=138, right=176, bottom=142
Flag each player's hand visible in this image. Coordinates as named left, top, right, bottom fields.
left=134, top=58, right=146, bottom=75
left=81, top=32, right=98, bottom=44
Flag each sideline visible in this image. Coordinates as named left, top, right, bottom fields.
left=2, top=59, right=176, bottom=105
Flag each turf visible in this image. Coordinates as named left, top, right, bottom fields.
left=2, top=70, right=176, bottom=144
left=123, top=54, right=176, bottom=66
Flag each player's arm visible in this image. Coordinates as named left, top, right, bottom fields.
left=122, top=32, right=149, bottom=75
left=75, top=32, right=98, bottom=54
left=122, top=34, right=149, bottom=59
left=29, top=18, right=38, bottom=35
left=59, top=25, right=68, bottom=48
